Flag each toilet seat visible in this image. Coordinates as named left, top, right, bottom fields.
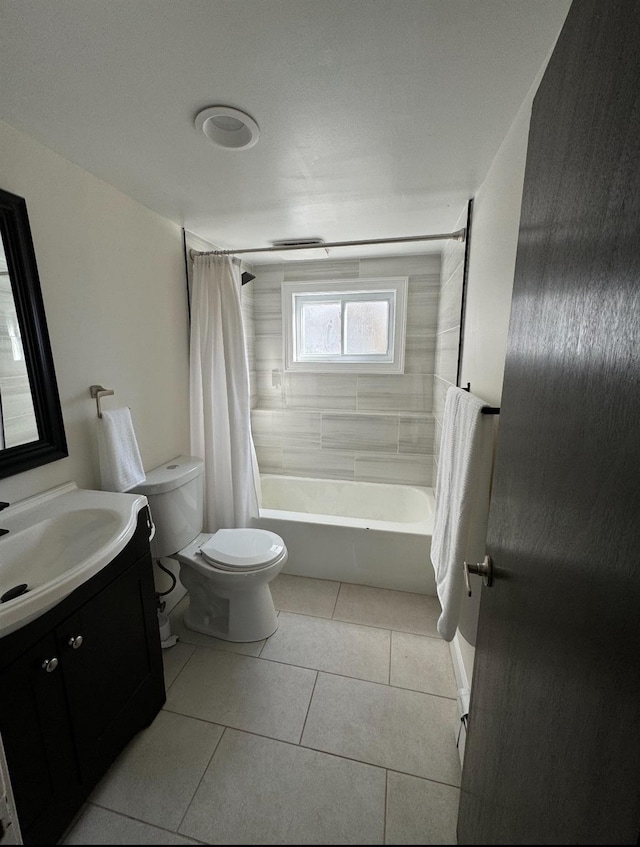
left=198, top=528, right=286, bottom=572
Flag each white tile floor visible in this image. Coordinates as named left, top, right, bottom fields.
left=61, top=575, right=461, bottom=845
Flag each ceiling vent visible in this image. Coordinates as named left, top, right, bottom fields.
left=270, top=238, right=325, bottom=249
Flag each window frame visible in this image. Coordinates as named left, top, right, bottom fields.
left=282, top=277, right=408, bottom=374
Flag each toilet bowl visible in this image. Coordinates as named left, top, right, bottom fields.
left=175, top=529, right=287, bottom=641
left=130, top=455, right=287, bottom=642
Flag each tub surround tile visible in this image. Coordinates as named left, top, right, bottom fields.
left=169, top=597, right=266, bottom=656
left=359, top=255, right=441, bottom=279
left=432, top=376, right=451, bottom=423
left=254, top=265, right=285, bottom=285
left=407, top=288, right=440, bottom=333
left=63, top=805, right=200, bottom=844
left=434, top=416, right=442, bottom=454
left=254, top=311, right=282, bottom=338
left=251, top=409, right=321, bottom=448
left=89, top=711, right=223, bottom=832
left=357, top=374, right=433, bottom=413
left=256, top=370, right=284, bottom=408
left=321, top=413, right=398, bottom=453
left=253, top=279, right=283, bottom=336
left=281, top=446, right=355, bottom=480
left=404, top=332, right=437, bottom=374
left=354, top=452, right=432, bottom=486
left=437, top=278, right=463, bottom=335
left=164, top=647, right=316, bottom=743
left=179, top=729, right=385, bottom=845
left=435, top=328, right=460, bottom=386
left=161, top=641, right=196, bottom=690
left=285, top=372, right=358, bottom=410
left=255, top=333, right=284, bottom=367
left=385, top=771, right=459, bottom=845
left=399, top=415, right=435, bottom=454
left=440, top=242, right=465, bottom=288
left=261, top=612, right=391, bottom=683
left=283, top=258, right=360, bottom=281
left=390, top=632, right=457, bottom=698
left=250, top=253, right=444, bottom=489
left=255, top=444, right=284, bottom=475
left=333, top=584, right=441, bottom=637
left=249, top=370, right=258, bottom=410
left=301, top=673, right=461, bottom=786
left=269, top=573, right=341, bottom=618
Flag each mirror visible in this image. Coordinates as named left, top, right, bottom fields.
left=0, top=188, right=67, bottom=479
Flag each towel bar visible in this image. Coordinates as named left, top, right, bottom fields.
left=89, top=385, right=115, bottom=418
left=462, top=382, right=500, bottom=415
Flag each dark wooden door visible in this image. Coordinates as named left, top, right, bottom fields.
left=457, top=1, right=640, bottom=843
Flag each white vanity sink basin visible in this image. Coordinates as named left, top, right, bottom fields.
left=0, top=483, right=148, bottom=638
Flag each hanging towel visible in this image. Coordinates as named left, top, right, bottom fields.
left=430, top=386, right=494, bottom=641
left=97, top=407, right=145, bottom=492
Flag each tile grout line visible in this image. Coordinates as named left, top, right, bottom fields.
left=148, top=717, right=464, bottom=793
left=176, top=612, right=442, bottom=640
left=330, top=582, right=342, bottom=619
left=296, top=738, right=462, bottom=792
left=81, top=801, right=208, bottom=844
left=383, top=769, right=389, bottom=845
left=162, top=642, right=198, bottom=696
left=175, top=725, right=228, bottom=836
left=297, top=670, right=319, bottom=745
left=250, top=654, right=457, bottom=700
left=388, top=630, right=393, bottom=686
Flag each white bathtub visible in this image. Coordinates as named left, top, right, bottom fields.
left=252, top=475, right=436, bottom=596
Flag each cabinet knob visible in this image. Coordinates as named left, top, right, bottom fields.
left=42, top=657, right=59, bottom=673
left=68, top=635, right=83, bottom=650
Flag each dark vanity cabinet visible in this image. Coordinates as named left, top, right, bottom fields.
left=0, top=507, right=166, bottom=845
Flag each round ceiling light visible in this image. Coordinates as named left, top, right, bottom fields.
left=194, top=105, right=260, bottom=150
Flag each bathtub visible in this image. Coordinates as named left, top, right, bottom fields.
left=252, top=475, right=436, bottom=596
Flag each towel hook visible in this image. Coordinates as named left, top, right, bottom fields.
left=89, top=384, right=115, bottom=418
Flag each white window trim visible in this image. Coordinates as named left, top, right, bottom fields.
left=282, top=277, right=408, bottom=374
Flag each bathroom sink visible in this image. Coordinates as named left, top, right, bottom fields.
left=0, top=482, right=148, bottom=638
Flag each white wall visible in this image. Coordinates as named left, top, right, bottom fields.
left=460, top=93, right=536, bottom=405
left=453, top=78, right=539, bottom=683
left=0, top=119, right=190, bottom=504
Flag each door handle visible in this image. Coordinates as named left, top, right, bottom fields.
left=464, top=555, right=493, bottom=596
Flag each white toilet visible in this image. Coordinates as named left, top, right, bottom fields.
left=131, top=455, right=287, bottom=642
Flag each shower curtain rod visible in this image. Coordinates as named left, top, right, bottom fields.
left=190, top=228, right=466, bottom=258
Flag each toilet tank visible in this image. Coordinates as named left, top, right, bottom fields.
left=130, top=455, right=204, bottom=559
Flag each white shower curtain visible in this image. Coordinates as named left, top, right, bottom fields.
left=190, top=254, right=259, bottom=532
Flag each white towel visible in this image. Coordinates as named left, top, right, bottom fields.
left=431, top=386, right=494, bottom=641
left=97, top=407, right=145, bottom=492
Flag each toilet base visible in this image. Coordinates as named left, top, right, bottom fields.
left=180, top=566, right=280, bottom=642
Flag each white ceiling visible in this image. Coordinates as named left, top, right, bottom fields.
left=0, top=0, right=570, bottom=262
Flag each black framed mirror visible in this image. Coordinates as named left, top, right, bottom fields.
left=0, top=188, right=67, bottom=479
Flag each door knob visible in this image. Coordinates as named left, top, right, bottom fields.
left=41, top=657, right=59, bottom=673
left=67, top=635, right=83, bottom=649
left=463, top=555, right=493, bottom=596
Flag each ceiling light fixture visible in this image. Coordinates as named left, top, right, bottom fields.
left=195, top=105, right=260, bottom=150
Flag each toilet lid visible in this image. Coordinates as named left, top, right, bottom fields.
left=199, top=528, right=285, bottom=571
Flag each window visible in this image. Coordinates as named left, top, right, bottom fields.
left=282, top=277, right=408, bottom=373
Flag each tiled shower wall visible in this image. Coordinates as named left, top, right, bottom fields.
left=432, top=206, right=467, bottom=483
left=244, top=254, right=441, bottom=487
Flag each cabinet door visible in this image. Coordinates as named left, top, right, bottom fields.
left=0, top=632, right=81, bottom=843
left=55, top=554, right=164, bottom=784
